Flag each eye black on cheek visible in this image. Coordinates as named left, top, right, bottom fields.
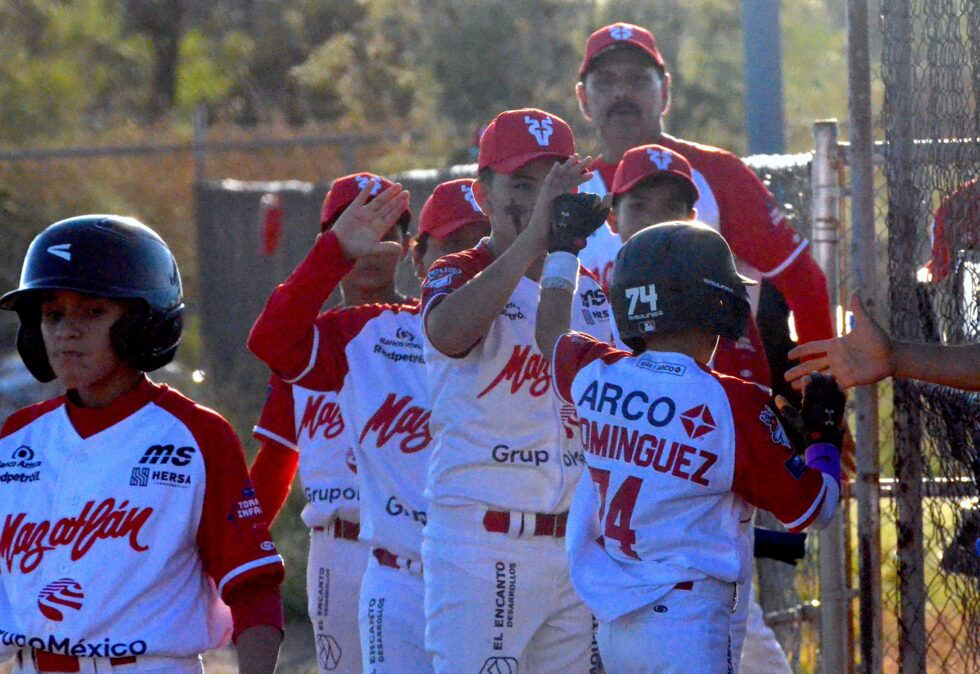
left=504, top=200, right=524, bottom=228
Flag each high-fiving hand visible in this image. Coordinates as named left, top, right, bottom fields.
left=331, top=182, right=411, bottom=260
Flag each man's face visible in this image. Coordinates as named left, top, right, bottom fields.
left=615, top=179, right=695, bottom=242
left=577, top=48, right=669, bottom=147
left=478, top=157, right=556, bottom=238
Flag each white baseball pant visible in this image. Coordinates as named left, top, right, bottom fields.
left=735, top=582, right=792, bottom=674
left=595, top=577, right=736, bottom=674
left=422, top=505, right=594, bottom=674
left=359, top=550, right=433, bottom=674
left=309, top=523, right=370, bottom=674
left=11, top=652, right=203, bottom=673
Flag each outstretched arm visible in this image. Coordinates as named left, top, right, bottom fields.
left=786, top=292, right=980, bottom=391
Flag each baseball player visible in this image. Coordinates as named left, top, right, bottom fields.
left=535, top=216, right=844, bottom=673
left=574, top=22, right=835, bottom=390
left=249, top=177, right=489, bottom=674
left=0, top=215, right=284, bottom=674
left=249, top=173, right=414, bottom=674
left=608, top=142, right=804, bottom=672
left=420, top=108, right=612, bottom=674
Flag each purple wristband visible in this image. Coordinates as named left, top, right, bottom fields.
left=805, top=442, right=841, bottom=486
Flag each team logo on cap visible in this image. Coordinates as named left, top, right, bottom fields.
left=462, top=183, right=481, bottom=212
left=647, top=148, right=673, bottom=170
left=610, top=25, right=634, bottom=41
left=355, top=175, right=382, bottom=195
left=524, top=116, right=554, bottom=147
left=38, top=578, right=85, bottom=621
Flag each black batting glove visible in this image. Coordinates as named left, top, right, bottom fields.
left=549, top=192, right=611, bottom=254
left=754, top=527, right=807, bottom=566
left=802, top=372, right=846, bottom=448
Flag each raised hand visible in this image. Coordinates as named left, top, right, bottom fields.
left=785, top=292, right=894, bottom=390
left=331, top=182, right=411, bottom=259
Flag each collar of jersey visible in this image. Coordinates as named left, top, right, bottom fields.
left=65, top=376, right=164, bottom=439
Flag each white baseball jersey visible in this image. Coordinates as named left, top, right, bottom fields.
left=419, top=241, right=613, bottom=520
left=0, top=379, right=283, bottom=659
left=253, top=376, right=360, bottom=529
left=249, top=232, right=431, bottom=562
left=552, top=333, right=833, bottom=623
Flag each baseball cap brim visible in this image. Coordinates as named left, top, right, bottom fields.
left=420, top=216, right=489, bottom=240
left=612, top=171, right=700, bottom=203
left=487, top=151, right=570, bottom=176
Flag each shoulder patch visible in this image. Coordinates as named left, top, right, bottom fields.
left=424, top=266, right=461, bottom=289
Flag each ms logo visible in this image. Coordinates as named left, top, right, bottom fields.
left=524, top=116, right=554, bottom=147
left=462, top=183, right=481, bottom=212
left=316, top=634, right=342, bottom=671
left=480, top=657, right=519, bottom=674
left=354, top=175, right=382, bottom=195
left=38, top=578, right=84, bottom=621
left=647, top=148, right=673, bottom=171
left=610, top=25, right=634, bottom=41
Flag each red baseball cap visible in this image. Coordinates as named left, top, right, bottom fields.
left=580, top=23, right=666, bottom=78
left=611, top=144, right=700, bottom=203
left=320, top=172, right=412, bottom=230
left=419, top=179, right=490, bottom=239
left=478, top=108, right=575, bottom=175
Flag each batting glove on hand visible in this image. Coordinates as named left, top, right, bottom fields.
left=802, top=372, right=846, bottom=448
left=549, top=192, right=611, bottom=254
left=754, top=527, right=807, bottom=566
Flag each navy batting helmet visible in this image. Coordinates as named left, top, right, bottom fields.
left=610, top=221, right=755, bottom=353
left=0, top=215, right=184, bottom=382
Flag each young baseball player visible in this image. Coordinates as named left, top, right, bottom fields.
left=420, top=108, right=612, bottom=674
left=0, top=215, right=284, bottom=674
left=534, top=217, right=844, bottom=673
left=249, top=177, right=488, bottom=674
left=607, top=143, right=803, bottom=673
left=249, top=173, right=413, bottom=674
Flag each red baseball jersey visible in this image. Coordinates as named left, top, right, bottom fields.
left=420, top=242, right=613, bottom=522
left=552, top=332, right=833, bottom=622
left=0, top=379, right=283, bottom=659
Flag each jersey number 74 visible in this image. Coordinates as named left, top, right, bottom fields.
left=588, top=466, right=641, bottom=560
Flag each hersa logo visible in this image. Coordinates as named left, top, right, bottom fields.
left=524, top=115, right=553, bottom=146
left=609, top=25, right=634, bottom=41
left=298, top=394, right=345, bottom=441
left=478, top=345, right=551, bottom=399
left=1, top=498, right=153, bottom=574
left=680, top=404, right=717, bottom=439
left=38, top=578, right=84, bottom=621
left=138, top=444, right=195, bottom=467
left=359, top=394, right=431, bottom=453
left=647, top=148, right=674, bottom=170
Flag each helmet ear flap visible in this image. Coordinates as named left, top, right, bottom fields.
left=109, top=303, right=183, bottom=373
left=709, top=289, right=751, bottom=341
left=16, top=317, right=56, bottom=383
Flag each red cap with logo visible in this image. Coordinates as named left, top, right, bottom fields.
left=478, top=108, right=575, bottom=175
left=320, top=172, right=412, bottom=230
left=611, top=144, right=700, bottom=203
left=580, top=23, right=666, bottom=77
left=419, top=179, right=490, bottom=239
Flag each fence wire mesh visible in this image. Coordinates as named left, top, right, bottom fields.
left=879, top=1, right=979, bottom=673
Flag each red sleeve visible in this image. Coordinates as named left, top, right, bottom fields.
left=249, top=439, right=298, bottom=526
left=226, top=583, right=284, bottom=641
left=0, top=398, right=64, bottom=438
left=153, top=396, right=284, bottom=605
left=253, top=375, right=297, bottom=450
left=724, top=377, right=829, bottom=532
left=552, top=331, right=631, bottom=404
left=420, top=245, right=493, bottom=357
left=768, top=253, right=834, bottom=343
left=247, top=230, right=354, bottom=381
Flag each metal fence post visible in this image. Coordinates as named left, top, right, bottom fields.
left=811, top=120, right=850, bottom=674
left=847, top=1, right=883, bottom=672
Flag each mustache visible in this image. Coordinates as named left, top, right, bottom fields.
left=607, top=101, right=641, bottom=118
